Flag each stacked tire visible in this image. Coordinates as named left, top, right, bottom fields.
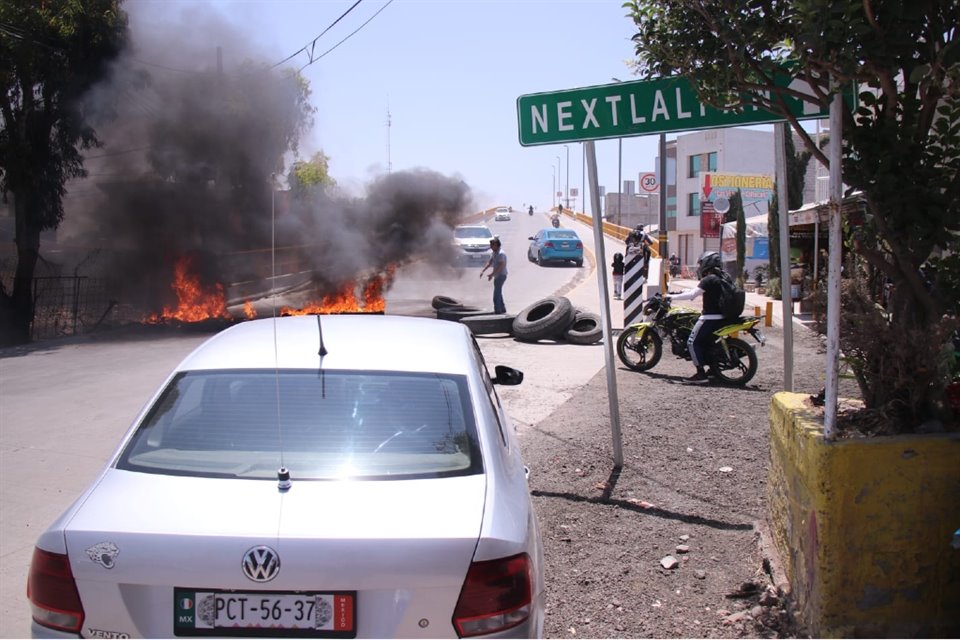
left=512, top=296, right=602, bottom=344
left=564, top=309, right=603, bottom=345
left=433, top=296, right=515, bottom=335
left=433, top=294, right=603, bottom=344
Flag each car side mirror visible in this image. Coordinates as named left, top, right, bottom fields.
left=492, top=365, right=523, bottom=386
left=527, top=236, right=535, bottom=241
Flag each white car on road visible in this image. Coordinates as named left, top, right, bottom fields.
left=27, top=314, right=545, bottom=639
left=494, top=207, right=511, bottom=221
left=452, top=224, right=495, bottom=266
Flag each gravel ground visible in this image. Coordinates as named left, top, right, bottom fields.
left=515, top=318, right=861, bottom=639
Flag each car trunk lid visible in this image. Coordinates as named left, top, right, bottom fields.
left=62, top=470, right=486, bottom=638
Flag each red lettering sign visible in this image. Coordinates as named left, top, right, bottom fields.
left=334, top=595, right=353, bottom=631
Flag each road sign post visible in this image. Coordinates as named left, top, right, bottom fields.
left=518, top=69, right=851, bottom=462
left=517, top=74, right=838, bottom=146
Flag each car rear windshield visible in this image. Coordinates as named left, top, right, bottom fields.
left=549, top=230, right=579, bottom=239
left=117, top=370, right=482, bottom=480
left=455, top=227, right=493, bottom=239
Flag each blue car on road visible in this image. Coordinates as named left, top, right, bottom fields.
left=527, top=228, right=584, bottom=267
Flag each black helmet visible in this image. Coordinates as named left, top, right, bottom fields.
left=696, top=251, right=722, bottom=278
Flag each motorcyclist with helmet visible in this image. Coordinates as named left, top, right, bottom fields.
left=668, top=250, right=729, bottom=384
left=528, top=205, right=534, bottom=216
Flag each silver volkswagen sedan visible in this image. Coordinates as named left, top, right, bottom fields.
left=28, top=315, right=544, bottom=639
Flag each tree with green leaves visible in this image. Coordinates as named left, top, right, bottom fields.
left=767, top=189, right=781, bottom=291
left=786, top=133, right=812, bottom=211
left=0, top=1, right=128, bottom=345
left=735, top=190, right=747, bottom=286
left=722, top=189, right=746, bottom=281
left=625, top=0, right=960, bottom=431
left=289, top=151, right=335, bottom=196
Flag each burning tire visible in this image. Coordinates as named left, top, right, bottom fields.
left=565, top=310, right=602, bottom=345
left=432, top=295, right=462, bottom=310
left=461, top=314, right=516, bottom=336
left=436, top=305, right=489, bottom=322
left=512, top=296, right=575, bottom=342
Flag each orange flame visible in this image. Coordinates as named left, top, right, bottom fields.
left=243, top=301, right=256, bottom=319
left=145, top=255, right=232, bottom=324
left=281, top=267, right=394, bottom=316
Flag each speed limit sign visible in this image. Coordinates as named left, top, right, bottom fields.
left=640, top=173, right=659, bottom=193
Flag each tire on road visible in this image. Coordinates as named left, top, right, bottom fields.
left=512, top=296, right=575, bottom=342
left=461, top=313, right=516, bottom=336
left=436, top=305, right=488, bottom=322
left=432, top=295, right=462, bottom=310
left=565, top=310, right=602, bottom=345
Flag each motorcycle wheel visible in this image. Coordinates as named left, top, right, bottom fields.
left=707, top=337, right=758, bottom=386
left=616, top=326, right=663, bottom=371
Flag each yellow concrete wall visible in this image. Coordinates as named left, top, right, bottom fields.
left=768, top=392, right=960, bottom=638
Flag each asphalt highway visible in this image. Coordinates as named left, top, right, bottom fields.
left=0, top=210, right=795, bottom=637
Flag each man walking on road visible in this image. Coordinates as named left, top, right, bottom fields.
left=480, top=237, right=508, bottom=314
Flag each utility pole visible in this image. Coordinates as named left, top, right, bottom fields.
left=552, top=167, right=556, bottom=208
left=564, top=145, right=570, bottom=209
left=386, top=98, right=392, bottom=174
left=658, top=133, right=669, bottom=291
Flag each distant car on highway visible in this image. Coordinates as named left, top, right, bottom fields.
left=452, top=223, right=495, bottom=266
left=26, top=314, right=545, bottom=639
left=527, top=228, right=584, bottom=267
left=494, top=206, right=511, bottom=221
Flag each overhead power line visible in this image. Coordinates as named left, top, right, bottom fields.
left=297, top=0, right=395, bottom=71
left=271, top=0, right=364, bottom=70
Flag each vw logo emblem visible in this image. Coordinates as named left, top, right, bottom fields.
left=242, top=546, right=280, bottom=582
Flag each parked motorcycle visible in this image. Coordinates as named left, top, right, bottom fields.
left=616, top=293, right=765, bottom=385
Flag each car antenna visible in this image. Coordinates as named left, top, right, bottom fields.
left=270, top=174, right=289, bottom=491
left=316, top=314, right=328, bottom=398
left=316, top=314, right=328, bottom=357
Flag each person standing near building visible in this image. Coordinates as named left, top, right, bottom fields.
left=480, top=237, right=508, bottom=314
left=612, top=252, right=625, bottom=299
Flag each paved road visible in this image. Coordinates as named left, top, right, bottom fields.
left=0, top=211, right=795, bottom=638
left=0, top=210, right=621, bottom=638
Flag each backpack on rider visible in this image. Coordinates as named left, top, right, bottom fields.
left=697, top=251, right=745, bottom=320
left=717, top=272, right=746, bottom=319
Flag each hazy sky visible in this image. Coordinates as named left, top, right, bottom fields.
left=127, top=0, right=675, bottom=211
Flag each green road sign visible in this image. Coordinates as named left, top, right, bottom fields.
left=517, top=75, right=837, bottom=146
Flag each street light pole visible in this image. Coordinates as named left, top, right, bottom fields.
left=552, top=166, right=556, bottom=208
left=564, top=144, right=570, bottom=209
left=612, top=78, right=624, bottom=228
left=555, top=155, right=561, bottom=209
left=582, top=143, right=586, bottom=214
left=618, top=138, right=623, bottom=227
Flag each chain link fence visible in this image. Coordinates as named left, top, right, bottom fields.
left=28, top=275, right=122, bottom=341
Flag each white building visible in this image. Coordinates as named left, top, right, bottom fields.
left=669, top=128, right=775, bottom=270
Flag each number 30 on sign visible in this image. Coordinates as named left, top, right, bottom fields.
left=640, top=173, right=659, bottom=193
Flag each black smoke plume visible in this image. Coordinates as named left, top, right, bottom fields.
left=65, top=2, right=471, bottom=314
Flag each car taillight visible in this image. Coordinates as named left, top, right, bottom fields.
left=452, top=553, right=532, bottom=637
left=544, top=242, right=555, bottom=248
left=27, top=547, right=84, bottom=633
left=576, top=241, right=583, bottom=248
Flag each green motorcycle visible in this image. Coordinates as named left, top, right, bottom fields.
left=616, top=293, right=765, bottom=386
